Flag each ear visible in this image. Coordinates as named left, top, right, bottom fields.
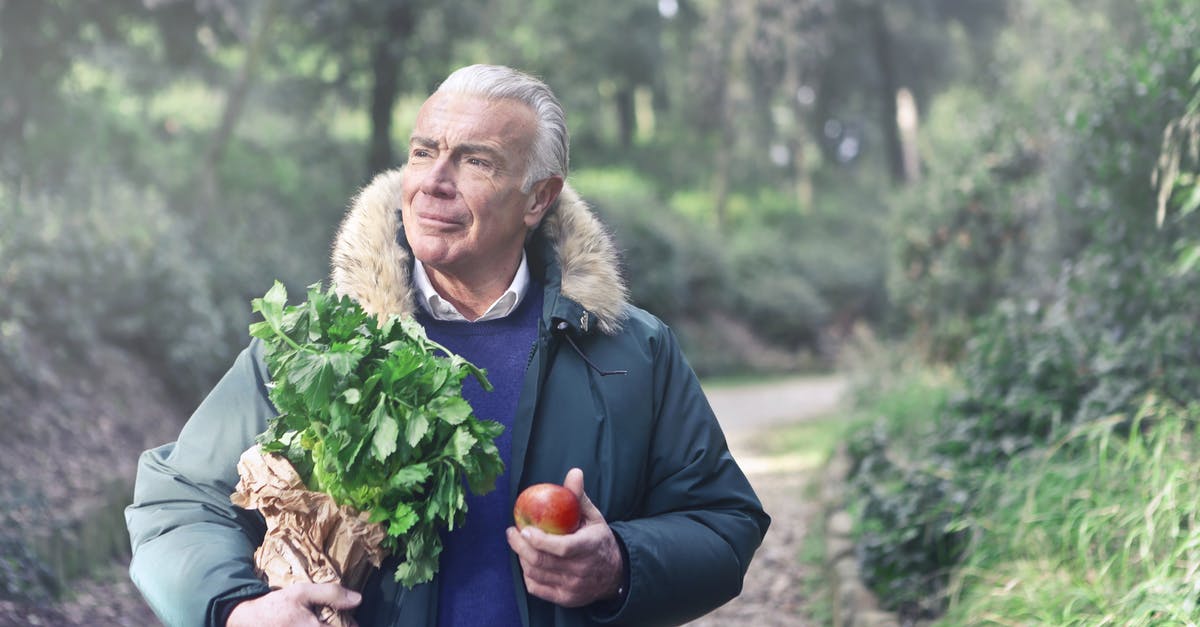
left=524, top=176, right=564, bottom=229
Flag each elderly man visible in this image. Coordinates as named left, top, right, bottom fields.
left=126, top=64, right=769, bottom=627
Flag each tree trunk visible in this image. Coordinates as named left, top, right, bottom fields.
left=781, top=0, right=813, bottom=211
left=615, top=87, right=636, bottom=149
left=366, top=5, right=415, bottom=178
left=200, top=0, right=279, bottom=207
left=867, top=1, right=906, bottom=185
left=896, top=86, right=921, bottom=183
left=711, top=1, right=737, bottom=226
left=0, top=0, right=73, bottom=189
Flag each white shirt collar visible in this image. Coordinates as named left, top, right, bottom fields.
left=413, top=252, right=530, bottom=322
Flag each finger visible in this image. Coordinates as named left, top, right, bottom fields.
left=522, top=523, right=610, bottom=562
left=563, top=467, right=585, bottom=499
left=290, top=582, right=362, bottom=611
left=518, top=522, right=572, bottom=558
left=509, top=527, right=584, bottom=576
left=524, top=576, right=577, bottom=608
left=508, top=527, right=551, bottom=567
left=561, top=468, right=605, bottom=527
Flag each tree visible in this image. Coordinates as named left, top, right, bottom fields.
left=814, top=0, right=1010, bottom=184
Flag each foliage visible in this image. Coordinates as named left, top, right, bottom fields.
left=0, top=0, right=1087, bottom=614
left=940, top=399, right=1200, bottom=625
left=843, top=364, right=965, bottom=619
left=0, top=183, right=229, bottom=394
left=574, top=167, right=888, bottom=368
left=572, top=168, right=731, bottom=324
left=888, top=87, right=1040, bottom=360
left=0, top=488, right=56, bottom=603
left=847, top=0, right=1200, bottom=617
left=250, top=282, right=503, bottom=587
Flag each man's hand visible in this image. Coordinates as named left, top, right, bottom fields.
left=226, top=582, right=361, bottom=627
left=506, top=468, right=625, bottom=608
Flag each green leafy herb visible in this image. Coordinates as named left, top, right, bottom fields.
left=248, top=281, right=502, bottom=587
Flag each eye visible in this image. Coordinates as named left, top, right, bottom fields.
left=466, top=157, right=492, bottom=168
left=410, top=148, right=433, bottom=159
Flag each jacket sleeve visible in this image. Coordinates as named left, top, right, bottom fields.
left=595, top=326, right=771, bottom=626
left=125, top=341, right=275, bottom=627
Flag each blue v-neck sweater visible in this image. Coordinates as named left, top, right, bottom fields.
left=419, top=286, right=543, bottom=627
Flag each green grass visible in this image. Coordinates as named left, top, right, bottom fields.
left=939, top=397, right=1200, bottom=625
left=744, top=414, right=856, bottom=459
left=798, top=481, right=834, bottom=626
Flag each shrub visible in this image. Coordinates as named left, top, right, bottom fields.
left=0, top=181, right=231, bottom=397
left=573, top=167, right=732, bottom=323
left=887, top=87, right=1040, bottom=361
left=848, top=0, right=1200, bottom=616
left=941, top=399, right=1200, bottom=625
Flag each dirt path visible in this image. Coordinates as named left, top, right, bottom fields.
left=685, top=374, right=848, bottom=626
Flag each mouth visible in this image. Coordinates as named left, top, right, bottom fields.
left=415, top=211, right=464, bottom=226
left=411, top=198, right=467, bottom=228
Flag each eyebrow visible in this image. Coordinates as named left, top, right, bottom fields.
left=409, top=136, right=507, bottom=165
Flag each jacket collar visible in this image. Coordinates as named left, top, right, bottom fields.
left=329, top=168, right=629, bottom=335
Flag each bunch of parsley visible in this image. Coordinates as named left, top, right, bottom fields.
left=248, top=281, right=504, bottom=587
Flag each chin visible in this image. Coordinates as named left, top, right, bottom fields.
left=409, top=239, right=460, bottom=268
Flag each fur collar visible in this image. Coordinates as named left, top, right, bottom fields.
left=329, top=168, right=628, bottom=335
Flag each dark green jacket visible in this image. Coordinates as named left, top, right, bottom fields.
left=126, top=172, right=770, bottom=627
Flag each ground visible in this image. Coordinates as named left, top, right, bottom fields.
left=684, top=375, right=847, bottom=627
left=1, top=372, right=845, bottom=626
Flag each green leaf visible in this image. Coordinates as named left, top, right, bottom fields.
left=248, top=320, right=275, bottom=341
left=471, top=419, right=505, bottom=441
left=399, top=316, right=429, bottom=342
left=1179, top=184, right=1200, bottom=217
left=405, top=412, right=430, bottom=448
left=388, top=463, right=432, bottom=491
left=328, top=399, right=353, bottom=432
left=1174, top=244, right=1200, bottom=276
left=287, top=347, right=363, bottom=410
left=444, top=428, right=477, bottom=464
left=253, top=280, right=288, bottom=331
left=381, top=349, right=423, bottom=385
left=389, top=502, right=419, bottom=536
left=432, top=396, right=473, bottom=425
left=287, top=351, right=339, bottom=409
left=372, top=411, right=400, bottom=462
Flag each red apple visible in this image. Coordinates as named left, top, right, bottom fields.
left=513, top=483, right=581, bottom=535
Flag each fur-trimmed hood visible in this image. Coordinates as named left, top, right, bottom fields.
left=329, top=168, right=629, bottom=334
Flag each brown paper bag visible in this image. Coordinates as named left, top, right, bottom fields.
left=231, top=446, right=388, bottom=627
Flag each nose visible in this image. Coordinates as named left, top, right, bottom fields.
left=419, top=155, right=457, bottom=199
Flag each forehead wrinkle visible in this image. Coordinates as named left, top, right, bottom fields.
left=411, top=93, right=536, bottom=172
left=409, top=135, right=438, bottom=148
left=409, top=135, right=510, bottom=168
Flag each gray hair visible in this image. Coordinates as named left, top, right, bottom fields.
left=436, top=64, right=569, bottom=192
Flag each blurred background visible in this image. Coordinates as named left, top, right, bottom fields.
left=1, top=0, right=1197, bottom=624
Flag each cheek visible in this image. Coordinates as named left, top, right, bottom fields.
left=401, top=176, right=420, bottom=204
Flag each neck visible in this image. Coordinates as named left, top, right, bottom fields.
left=423, top=251, right=522, bottom=320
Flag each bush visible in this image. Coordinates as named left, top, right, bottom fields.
left=941, top=399, right=1200, bottom=625
left=847, top=0, right=1200, bottom=616
left=843, top=364, right=966, bottom=620
left=0, top=181, right=231, bottom=397
left=887, top=87, right=1040, bottom=360
left=574, top=166, right=889, bottom=364
left=573, top=167, right=732, bottom=323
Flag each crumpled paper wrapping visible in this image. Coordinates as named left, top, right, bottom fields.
left=231, top=445, right=388, bottom=627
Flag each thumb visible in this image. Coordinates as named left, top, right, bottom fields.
left=292, top=582, right=362, bottom=610
left=563, top=467, right=604, bottom=524
left=563, top=467, right=585, bottom=499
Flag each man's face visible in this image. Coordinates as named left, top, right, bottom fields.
left=401, top=92, right=555, bottom=283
